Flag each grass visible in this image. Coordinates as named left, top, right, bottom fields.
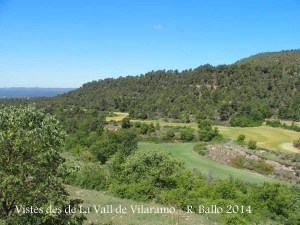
left=131, top=120, right=198, bottom=129
left=106, top=112, right=129, bottom=122
left=132, top=119, right=300, bottom=152
left=217, top=126, right=300, bottom=153
left=138, top=142, right=280, bottom=184
left=66, top=185, right=215, bottom=225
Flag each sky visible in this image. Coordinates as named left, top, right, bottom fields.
left=0, top=0, right=299, bottom=88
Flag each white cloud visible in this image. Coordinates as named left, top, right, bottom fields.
left=154, top=24, right=163, bottom=29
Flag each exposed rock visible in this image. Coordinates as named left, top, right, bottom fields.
left=265, top=160, right=294, bottom=172
left=207, top=142, right=296, bottom=175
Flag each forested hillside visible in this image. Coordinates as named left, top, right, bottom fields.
left=236, top=50, right=300, bottom=68
left=2, top=50, right=300, bottom=122
left=44, top=50, right=300, bottom=121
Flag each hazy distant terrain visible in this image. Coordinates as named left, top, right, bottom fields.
left=0, top=87, right=75, bottom=98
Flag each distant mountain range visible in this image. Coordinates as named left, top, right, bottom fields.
left=0, top=87, right=75, bottom=98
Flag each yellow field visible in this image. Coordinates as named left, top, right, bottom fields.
left=131, top=119, right=300, bottom=152
left=218, top=126, right=300, bottom=152
left=105, top=112, right=129, bottom=121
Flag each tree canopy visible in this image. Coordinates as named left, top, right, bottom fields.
left=0, top=105, right=83, bottom=224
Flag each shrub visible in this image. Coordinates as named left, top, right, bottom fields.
left=230, top=156, right=274, bottom=175
left=140, top=123, right=149, bottom=134
left=230, top=156, right=245, bottom=168
left=293, top=138, right=300, bottom=149
left=230, top=115, right=263, bottom=127
left=108, top=151, right=184, bottom=200
left=0, top=105, right=84, bottom=224
left=163, top=129, right=175, bottom=141
left=265, top=119, right=282, bottom=127
left=236, top=134, right=246, bottom=144
left=80, top=150, right=98, bottom=162
left=121, top=117, right=131, bottom=128
left=245, top=159, right=274, bottom=175
left=224, top=214, right=247, bottom=225
left=248, top=140, right=257, bottom=150
left=91, top=129, right=138, bottom=164
left=180, top=128, right=196, bottom=142
left=198, top=119, right=221, bottom=142
left=137, top=112, right=148, bottom=119
left=193, top=142, right=208, bottom=155
left=68, top=163, right=106, bottom=190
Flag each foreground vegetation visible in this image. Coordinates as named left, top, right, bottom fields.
left=0, top=106, right=84, bottom=225
left=66, top=185, right=212, bottom=225
left=1, top=103, right=300, bottom=225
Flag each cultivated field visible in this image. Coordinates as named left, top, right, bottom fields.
left=131, top=119, right=300, bottom=153
left=218, top=126, right=300, bottom=152
left=138, top=143, right=279, bottom=183
left=106, top=112, right=129, bottom=121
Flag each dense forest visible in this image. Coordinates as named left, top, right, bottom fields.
left=1, top=50, right=300, bottom=123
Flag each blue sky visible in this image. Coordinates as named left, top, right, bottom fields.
left=0, top=0, right=299, bottom=87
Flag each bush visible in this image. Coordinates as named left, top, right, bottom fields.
left=198, top=119, right=221, bottom=142
left=230, top=115, right=263, bottom=127
left=139, top=123, right=149, bottom=134
left=80, top=150, right=98, bottom=162
left=91, top=129, right=138, bottom=164
left=0, top=105, right=84, bottom=224
left=249, top=160, right=274, bottom=175
left=248, top=140, right=257, bottom=150
left=68, top=163, right=107, bottom=190
left=137, top=112, right=148, bottom=119
left=294, top=138, right=300, bottom=149
left=230, top=156, right=274, bottom=175
left=121, top=117, right=131, bottom=128
left=224, top=214, right=247, bottom=225
left=180, top=128, right=196, bottom=142
left=163, top=129, right=175, bottom=141
left=108, top=151, right=184, bottom=200
left=236, top=134, right=246, bottom=144
left=265, top=119, right=282, bottom=127
left=193, top=142, right=208, bottom=155
left=230, top=156, right=245, bottom=168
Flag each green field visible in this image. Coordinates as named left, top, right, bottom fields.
left=138, top=142, right=279, bottom=184
left=67, top=185, right=214, bottom=225
left=132, top=119, right=300, bottom=152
